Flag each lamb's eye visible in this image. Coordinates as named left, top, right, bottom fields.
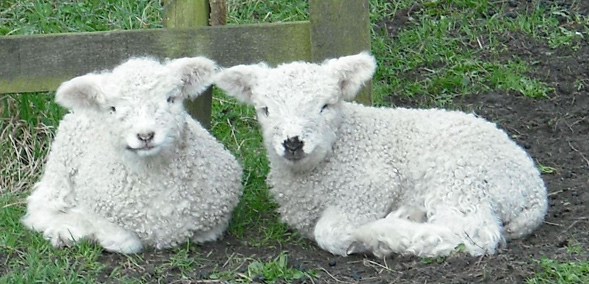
left=109, top=106, right=116, bottom=113
left=167, top=96, right=176, bottom=103
left=260, top=107, right=269, bottom=117
left=321, top=104, right=329, bottom=113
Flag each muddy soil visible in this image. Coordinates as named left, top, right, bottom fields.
left=92, top=1, right=589, bottom=283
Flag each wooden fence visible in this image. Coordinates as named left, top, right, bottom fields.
left=0, top=0, right=371, bottom=127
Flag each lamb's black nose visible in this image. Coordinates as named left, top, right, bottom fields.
left=283, top=136, right=304, bottom=152
left=137, top=131, right=155, bottom=142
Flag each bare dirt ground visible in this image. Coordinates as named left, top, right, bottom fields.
left=93, top=1, right=589, bottom=283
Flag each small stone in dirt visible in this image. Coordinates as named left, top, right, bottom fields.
left=144, top=264, right=155, bottom=276
left=252, top=274, right=266, bottom=283
left=351, top=271, right=362, bottom=280
left=328, top=258, right=337, bottom=267
left=557, top=238, right=569, bottom=248
left=292, top=262, right=306, bottom=272
left=523, top=143, right=531, bottom=149
left=483, top=10, right=496, bottom=18
left=557, top=82, right=575, bottom=95
left=539, top=0, right=553, bottom=9
left=505, top=12, right=517, bottom=19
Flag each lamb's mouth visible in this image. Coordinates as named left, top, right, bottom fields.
left=283, top=151, right=306, bottom=162
left=126, top=144, right=157, bottom=152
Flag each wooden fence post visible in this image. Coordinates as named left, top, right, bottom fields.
left=163, top=0, right=219, bottom=128
left=309, top=0, right=372, bottom=105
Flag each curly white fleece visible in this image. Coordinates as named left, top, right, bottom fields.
left=23, top=57, right=243, bottom=253
left=214, top=52, right=548, bottom=258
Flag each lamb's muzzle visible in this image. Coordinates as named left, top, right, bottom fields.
left=283, top=136, right=305, bottom=161
left=137, top=131, right=155, bottom=142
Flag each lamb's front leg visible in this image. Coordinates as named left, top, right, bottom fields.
left=25, top=185, right=141, bottom=253
left=192, top=218, right=230, bottom=243
left=25, top=198, right=142, bottom=254
left=313, top=207, right=357, bottom=256
left=22, top=177, right=89, bottom=248
left=85, top=212, right=143, bottom=254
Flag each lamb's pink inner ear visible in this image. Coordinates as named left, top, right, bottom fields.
left=214, top=64, right=267, bottom=105
left=167, top=57, right=218, bottom=99
left=55, top=74, right=104, bottom=111
left=325, top=52, right=376, bottom=101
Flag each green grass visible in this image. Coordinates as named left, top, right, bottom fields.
left=208, top=252, right=317, bottom=283
left=0, top=192, right=106, bottom=283
left=368, top=0, right=584, bottom=106
left=0, top=0, right=162, bottom=35
left=226, top=0, right=308, bottom=24
left=527, top=257, right=589, bottom=284
left=242, top=252, right=316, bottom=283
left=1, top=0, right=588, bottom=283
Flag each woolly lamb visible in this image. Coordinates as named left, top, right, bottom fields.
left=214, top=52, right=548, bottom=258
left=23, top=57, right=243, bottom=253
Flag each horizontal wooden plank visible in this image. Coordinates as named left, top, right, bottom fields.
left=0, top=22, right=311, bottom=94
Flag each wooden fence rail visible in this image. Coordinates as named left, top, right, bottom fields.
left=0, top=0, right=370, bottom=126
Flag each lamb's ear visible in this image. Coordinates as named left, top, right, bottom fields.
left=55, top=74, right=105, bottom=111
left=166, top=57, right=218, bottom=99
left=213, top=64, right=268, bottom=105
left=323, top=52, right=376, bottom=101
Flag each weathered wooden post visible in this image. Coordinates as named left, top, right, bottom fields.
left=309, top=0, right=372, bottom=105
left=163, top=0, right=224, bottom=128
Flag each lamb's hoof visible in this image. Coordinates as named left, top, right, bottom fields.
left=347, top=240, right=396, bottom=258
left=346, top=241, right=370, bottom=255
left=100, top=232, right=143, bottom=254
left=117, top=241, right=143, bottom=254
left=43, top=225, right=84, bottom=248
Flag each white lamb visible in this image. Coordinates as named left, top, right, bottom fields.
left=214, top=52, right=548, bottom=258
left=22, top=56, right=243, bottom=254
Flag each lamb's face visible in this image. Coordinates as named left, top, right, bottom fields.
left=56, top=57, right=217, bottom=158
left=215, top=52, right=376, bottom=171
left=101, top=65, right=186, bottom=157
left=251, top=64, right=345, bottom=168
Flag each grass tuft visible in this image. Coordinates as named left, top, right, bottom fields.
left=527, top=257, right=589, bottom=284
left=0, top=0, right=162, bottom=36
left=369, top=0, right=571, bottom=107
left=0, top=94, right=62, bottom=194
left=245, top=252, right=317, bottom=283
left=226, top=0, right=308, bottom=24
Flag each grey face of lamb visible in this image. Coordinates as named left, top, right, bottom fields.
left=55, top=57, right=217, bottom=158
left=214, top=52, right=376, bottom=170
